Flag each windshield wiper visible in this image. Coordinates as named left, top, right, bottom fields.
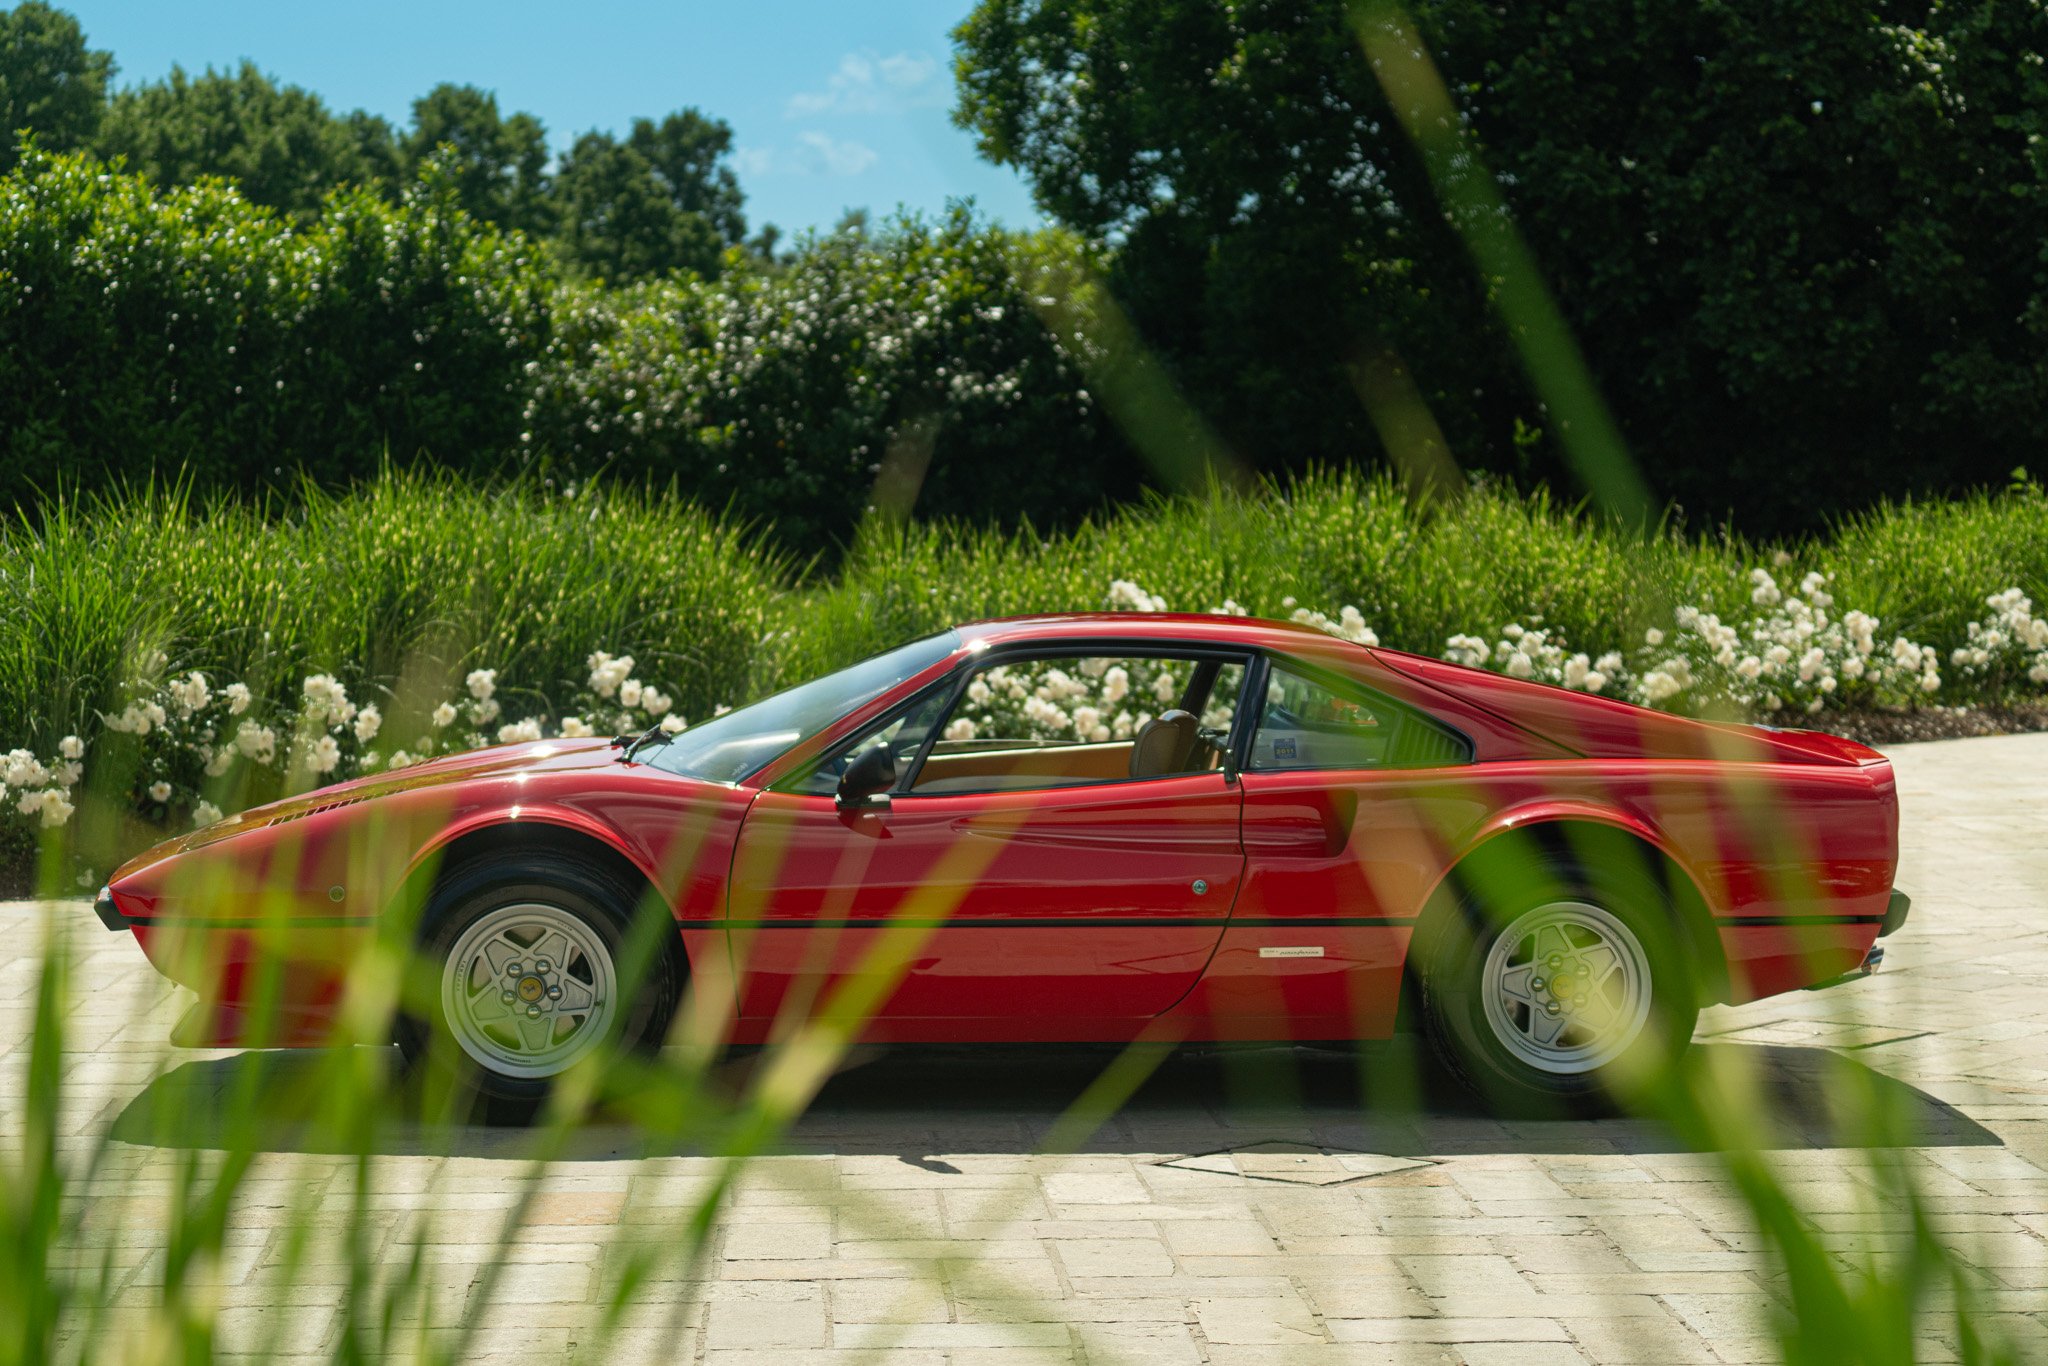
left=612, top=723, right=672, bottom=764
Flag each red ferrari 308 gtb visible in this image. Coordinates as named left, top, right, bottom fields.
left=98, top=614, right=1910, bottom=1109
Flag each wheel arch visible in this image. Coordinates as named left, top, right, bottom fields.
left=1396, top=815, right=1728, bottom=1029
left=386, top=814, right=691, bottom=978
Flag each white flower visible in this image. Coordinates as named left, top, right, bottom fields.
left=475, top=698, right=501, bottom=724
left=1641, top=670, right=1683, bottom=704
left=466, top=668, right=498, bottom=702
left=496, top=718, right=543, bottom=744
left=192, top=800, right=222, bottom=828
left=560, top=716, right=595, bottom=738
left=28, top=790, right=72, bottom=828
left=58, top=735, right=84, bottom=760
left=4, top=751, right=47, bottom=788
left=223, top=682, right=252, bottom=715
left=353, top=704, right=382, bottom=743
left=1108, top=580, right=1167, bottom=612
left=432, top=702, right=459, bottom=729
left=944, top=718, right=977, bottom=742
left=1073, top=706, right=1102, bottom=737
left=235, top=722, right=277, bottom=763
left=148, top=782, right=172, bottom=803
left=387, top=749, right=413, bottom=769
left=641, top=687, right=672, bottom=717
left=1504, top=652, right=1536, bottom=680
left=619, top=679, right=644, bottom=709
left=168, top=671, right=211, bottom=717
left=1152, top=672, right=1178, bottom=703
left=306, top=734, right=342, bottom=775
left=205, top=747, right=234, bottom=777
left=1644, top=628, right=1665, bottom=647
left=53, top=761, right=81, bottom=788
left=585, top=653, right=633, bottom=698
left=658, top=715, right=687, bottom=734
left=1444, top=634, right=1490, bottom=668
left=301, top=674, right=354, bottom=727
left=1102, top=667, right=1130, bottom=704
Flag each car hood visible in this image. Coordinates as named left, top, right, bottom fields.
left=113, top=738, right=628, bottom=875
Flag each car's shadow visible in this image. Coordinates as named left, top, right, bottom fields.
left=108, top=1038, right=1999, bottom=1163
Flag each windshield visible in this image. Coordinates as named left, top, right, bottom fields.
left=645, top=631, right=961, bottom=784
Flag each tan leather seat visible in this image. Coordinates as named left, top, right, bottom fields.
left=1128, top=709, right=1200, bottom=778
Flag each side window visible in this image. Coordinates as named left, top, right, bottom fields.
left=1249, top=660, right=1471, bottom=771
left=787, top=685, right=954, bottom=797
left=908, top=653, right=1247, bottom=795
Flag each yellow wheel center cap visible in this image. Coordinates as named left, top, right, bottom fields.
left=1552, top=975, right=1575, bottom=999
left=517, top=975, right=545, bottom=1003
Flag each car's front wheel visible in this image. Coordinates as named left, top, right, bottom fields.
left=398, top=855, right=680, bottom=1103
left=1419, top=859, right=1698, bottom=1114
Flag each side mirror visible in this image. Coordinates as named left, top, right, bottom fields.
left=835, top=742, right=897, bottom=810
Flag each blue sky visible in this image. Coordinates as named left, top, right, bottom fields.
left=62, top=0, right=1043, bottom=238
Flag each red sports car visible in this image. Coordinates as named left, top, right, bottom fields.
left=98, top=614, right=1909, bottom=1109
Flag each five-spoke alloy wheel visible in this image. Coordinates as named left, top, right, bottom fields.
left=399, top=853, right=681, bottom=1103
left=440, top=901, right=619, bottom=1080
left=1420, top=851, right=1698, bottom=1113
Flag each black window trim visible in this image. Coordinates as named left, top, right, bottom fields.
left=1247, top=649, right=1474, bottom=773
left=874, top=637, right=1261, bottom=801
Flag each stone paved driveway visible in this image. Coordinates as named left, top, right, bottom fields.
left=5, top=733, right=2047, bottom=1363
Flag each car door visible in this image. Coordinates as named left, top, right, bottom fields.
left=724, top=647, right=1252, bottom=1027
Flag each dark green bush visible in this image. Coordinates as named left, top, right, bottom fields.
left=522, top=209, right=1132, bottom=548
left=0, top=148, right=549, bottom=503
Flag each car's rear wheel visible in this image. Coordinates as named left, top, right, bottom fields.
left=398, top=855, right=680, bottom=1104
left=1419, top=856, right=1697, bottom=1114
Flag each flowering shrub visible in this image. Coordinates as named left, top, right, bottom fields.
left=10, top=565, right=2046, bottom=879
left=10, top=651, right=697, bottom=883
left=1950, top=590, right=2048, bottom=689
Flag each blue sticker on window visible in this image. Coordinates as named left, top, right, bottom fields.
left=1272, top=738, right=1297, bottom=760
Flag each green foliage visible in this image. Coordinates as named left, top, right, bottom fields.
left=0, top=148, right=549, bottom=504
left=5, top=468, right=2042, bottom=763
left=0, top=470, right=785, bottom=763
left=522, top=208, right=1131, bottom=547
left=400, top=83, right=552, bottom=239
left=96, top=62, right=400, bottom=223
left=952, top=0, right=2048, bottom=534
left=0, top=0, right=110, bottom=171
left=551, top=109, right=746, bottom=283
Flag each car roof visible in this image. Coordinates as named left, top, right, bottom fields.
left=956, top=612, right=1344, bottom=652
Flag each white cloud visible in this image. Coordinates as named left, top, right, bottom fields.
left=735, top=133, right=878, bottom=178
left=796, top=132, right=878, bottom=176
left=787, top=50, right=941, bottom=117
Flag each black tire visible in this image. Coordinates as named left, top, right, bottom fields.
left=1417, top=847, right=1699, bottom=1116
left=395, top=853, right=682, bottom=1105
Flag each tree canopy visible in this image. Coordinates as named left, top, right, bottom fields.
left=954, top=0, right=2048, bottom=528
left=0, top=0, right=111, bottom=171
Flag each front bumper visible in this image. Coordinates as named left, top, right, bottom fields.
left=93, top=885, right=133, bottom=931
left=1879, top=889, right=1912, bottom=938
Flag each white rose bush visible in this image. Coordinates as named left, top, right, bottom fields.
left=12, top=651, right=698, bottom=883
left=19, top=565, right=2047, bottom=871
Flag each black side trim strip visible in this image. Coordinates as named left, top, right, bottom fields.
left=1713, top=914, right=1886, bottom=927
left=125, top=916, right=382, bottom=929
left=682, top=915, right=1418, bottom=931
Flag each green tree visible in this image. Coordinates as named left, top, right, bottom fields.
left=551, top=109, right=744, bottom=281
left=953, top=0, right=2048, bottom=531
left=0, top=1, right=112, bottom=171
left=96, top=61, right=398, bottom=222
left=401, top=82, right=551, bottom=237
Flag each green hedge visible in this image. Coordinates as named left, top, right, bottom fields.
left=0, top=149, right=1129, bottom=547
